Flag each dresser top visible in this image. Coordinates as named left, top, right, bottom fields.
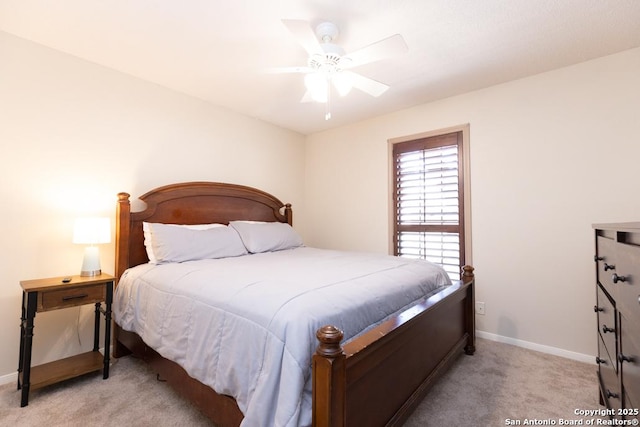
left=593, top=222, right=640, bottom=232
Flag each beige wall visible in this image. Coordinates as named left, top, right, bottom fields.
left=304, top=47, right=640, bottom=358
left=0, top=31, right=305, bottom=381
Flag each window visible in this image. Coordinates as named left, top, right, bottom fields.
left=391, top=129, right=468, bottom=280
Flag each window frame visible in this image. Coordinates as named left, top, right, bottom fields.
left=388, top=124, right=472, bottom=277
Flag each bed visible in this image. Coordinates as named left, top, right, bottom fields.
left=113, top=181, right=475, bottom=427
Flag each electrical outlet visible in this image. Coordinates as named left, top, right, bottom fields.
left=475, top=302, right=485, bottom=315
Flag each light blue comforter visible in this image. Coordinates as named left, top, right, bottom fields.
left=114, top=247, right=450, bottom=427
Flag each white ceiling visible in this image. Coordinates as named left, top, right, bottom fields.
left=2, top=0, right=640, bottom=135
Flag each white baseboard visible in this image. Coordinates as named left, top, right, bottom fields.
left=0, top=371, right=17, bottom=387
left=477, top=330, right=595, bottom=365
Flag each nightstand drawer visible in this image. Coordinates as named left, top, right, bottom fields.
left=39, top=284, right=106, bottom=311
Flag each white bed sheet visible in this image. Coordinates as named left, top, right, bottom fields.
left=114, top=247, right=451, bottom=427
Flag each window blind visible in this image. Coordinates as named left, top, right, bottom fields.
left=393, top=132, right=464, bottom=280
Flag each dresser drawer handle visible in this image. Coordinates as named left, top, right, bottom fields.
left=606, top=389, right=619, bottom=399
left=602, top=325, right=615, bottom=334
left=61, top=293, right=88, bottom=301
left=594, top=255, right=604, bottom=262
left=619, top=354, right=634, bottom=364
left=595, top=357, right=607, bottom=365
left=593, top=306, right=603, bottom=312
left=604, top=263, right=615, bottom=271
left=612, top=273, right=627, bottom=283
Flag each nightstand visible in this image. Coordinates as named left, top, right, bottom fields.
left=17, top=273, right=114, bottom=407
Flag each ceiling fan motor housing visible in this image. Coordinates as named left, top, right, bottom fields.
left=309, top=22, right=348, bottom=73
left=309, top=43, right=345, bottom=72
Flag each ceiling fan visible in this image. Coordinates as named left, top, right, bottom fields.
left=273, top=19, right=408, bottom=120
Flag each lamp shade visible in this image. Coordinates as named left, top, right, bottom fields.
left=73, top=217, right=111, bottom=245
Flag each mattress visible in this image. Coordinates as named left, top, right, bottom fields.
left=113, top=246, right=451, bottom=427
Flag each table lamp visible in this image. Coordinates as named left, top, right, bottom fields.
left=73, top=217, right=111, bottom=276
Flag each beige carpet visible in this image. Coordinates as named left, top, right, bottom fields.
left=0, top=339, right=607, bottom=426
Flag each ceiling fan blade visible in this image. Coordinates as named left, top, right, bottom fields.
left=342, top=71, right=390, bottom=97
left=340, top=34, right=408, bottom=69
left=281, top=19, right=324, bottom=56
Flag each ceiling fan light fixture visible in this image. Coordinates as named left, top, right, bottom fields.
left=332, top=72, right=352, bottom=96
left=304, top=72, right=328, bottom=103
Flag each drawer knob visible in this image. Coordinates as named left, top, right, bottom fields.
left=604, top=263, right=615, bottom=271
left=594, top=255, right=604, bottom=262
left=593, top=306, right=604, bottom=312
left=595, top=357, right=607, bottom=365
left=606, top=389, right=619, bottom=399
left=618, top=353, right=634, bottom=364
left=612, top=273, right=627, bottom=284
left=602, top=324, right=615, bottom=334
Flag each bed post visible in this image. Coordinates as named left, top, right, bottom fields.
left=115, top=192, right=131, bottom=282
left=284, top=203, right=293, bottom=225
left=462, top=265, right=476, bottom=355
left=312, top=326, right=346, bottom=427
left=113, top=192, right=131, bottom=358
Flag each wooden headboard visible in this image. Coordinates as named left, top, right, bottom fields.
left=115, top=182, right=292, bottom=282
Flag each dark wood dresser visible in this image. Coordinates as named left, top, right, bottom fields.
left=593, top=223, right=640, bottom=419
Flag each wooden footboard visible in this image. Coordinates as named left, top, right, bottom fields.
left=313, top=266, right=475, bottom=427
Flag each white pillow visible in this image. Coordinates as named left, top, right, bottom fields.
left=229, top=221, right=303, bottom=253
left=143, top=222, right=246, bottom=264
left=143, top=222, right=224, bottom=263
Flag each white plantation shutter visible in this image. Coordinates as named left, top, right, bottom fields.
left=393, top=132, right=465, bottom=280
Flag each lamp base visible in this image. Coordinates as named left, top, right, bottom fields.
left=80, top=246, right=102, bottom=277
left=80, top=269, right=102, bottom=277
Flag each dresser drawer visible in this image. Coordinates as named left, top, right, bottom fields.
left=620, top=312, right=640, bottom=409
left=597, top=284, right=617, bottom=367
left=598, top=334, right=622, bottom=411
left=38, top=283, right=106, bottom=312
left=596, top=236, right=618, bottom=296
left=614, top=242, right=640, bottom=324
left=599, top=334, right=622, bottom=410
